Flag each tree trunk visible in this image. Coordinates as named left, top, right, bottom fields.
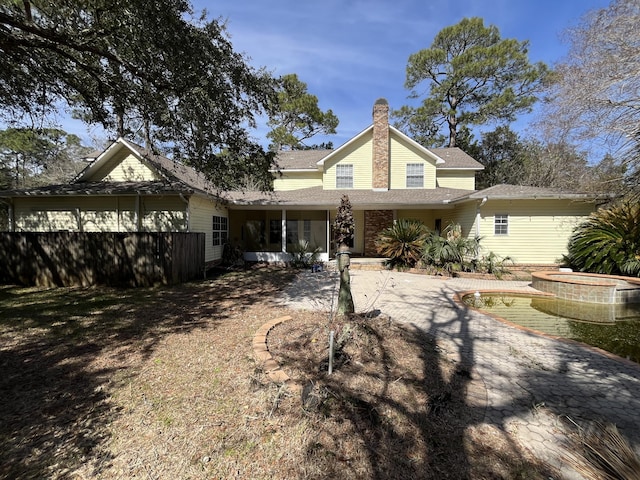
left=447, top=111, right=457, bottom=148
left=337, top=243, right=354, bottom=316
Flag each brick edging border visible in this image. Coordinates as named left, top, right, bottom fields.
left=252, top=315, right=302, bottom=394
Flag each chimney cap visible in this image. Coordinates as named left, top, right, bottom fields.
left=374, top=98, right=388, bottom=106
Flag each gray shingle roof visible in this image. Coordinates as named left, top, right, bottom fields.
left=1, top=139, right=219, bottom=198
left=461, top=184, right=597, bottom=200
left=113, top=141, right=218, bottom=195
left=274, top=150, right=331, bottom=170
left=430, top=148, right=484, bottom=169
left=0, top=181, right=194, bottom=197
left=224, top=186, right=471, bottom=208
left=273, top=146, right=483, bottom=170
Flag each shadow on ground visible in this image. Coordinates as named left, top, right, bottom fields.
left=269, top=309, right=558, bottom=479
left=0, top=266, right=293, bottom=478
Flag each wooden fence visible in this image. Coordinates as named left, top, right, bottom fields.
left=0, top=232, right=205, bottom=287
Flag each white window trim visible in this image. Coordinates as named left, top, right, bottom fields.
left=212, top=215, right=228, bottom=246
left=494, top=214, right=509, bottom=236
left=406, top=163, right=424, bottom=188
left=336, top=164, right=353, bottom=189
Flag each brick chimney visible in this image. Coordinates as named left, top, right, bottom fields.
left=372, top=98, right=390, bottom=190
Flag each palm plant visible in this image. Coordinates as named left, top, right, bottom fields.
left=374, top=218, right=429, bottom=268
left=564, top=202, right=640, bottom=276
left=423, top=223, right=480, bottom=274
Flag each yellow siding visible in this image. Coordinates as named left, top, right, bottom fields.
left=323, top=135, right=372, bottom=189
left=85, top=149, right=159, bottom=182
left=14, top=198, right=79, bottom=231
left=274, top=172, right=322, bottom=191
left=14, top=196, right=192, bottom=233
left=188, top=195, right=228, bottom=262
left=436, top=171, right=476, bottom=190
left=427, top=205, right=477, bottom=237
left=79, top=197, right=121, bottom=231
left=396, top=210, right=437, bottom=230
left=140, top=197, right=188, bottom=232
left=104, top=154, right=159, bottom=181
left=477, top=200, right=595, bottom=264
left=389, top=134, right=437, bottom=189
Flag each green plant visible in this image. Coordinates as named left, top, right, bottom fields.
left=374, top=218, right=428, bottom=268
left=422, top=223, right=480, bottom=274
left=289, top=239, right=322, bottom=269
left=564, top=202, right=640, bottom=276
left=473, top=252, right=514, bottom=278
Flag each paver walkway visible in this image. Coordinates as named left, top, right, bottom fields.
left=277, top=269, right=640, bottom=480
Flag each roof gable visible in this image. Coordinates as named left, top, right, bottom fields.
left=272, top=129, right=483, bottom=172
left=74, top=138, right=217, bottom=195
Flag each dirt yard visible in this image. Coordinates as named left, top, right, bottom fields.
left=0, top=266, right=558, bottom=479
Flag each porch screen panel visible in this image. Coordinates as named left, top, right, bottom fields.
left=236, top=210, right=282, bottom=252
left=285, top=210, right=327, bottom=253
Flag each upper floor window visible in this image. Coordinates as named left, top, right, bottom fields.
left=494, top=214, right=508, bottom=235
left=212, top=215, right=228, bottom=246
left=406, top=163, right=424, bottom=188
left=336, top=164, right=353, bottom=188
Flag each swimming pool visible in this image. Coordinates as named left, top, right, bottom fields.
left=462, top=292, right=640, bottom=364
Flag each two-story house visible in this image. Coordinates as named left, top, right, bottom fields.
left=1, top=98, right=598, bottom=268
left=226, top=98, right=597, bottom=265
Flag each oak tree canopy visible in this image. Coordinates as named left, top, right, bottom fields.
left=0, top=0, right=278, bottom=191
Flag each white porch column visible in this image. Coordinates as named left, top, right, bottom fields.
left=326, top=209, right=331, bottom=261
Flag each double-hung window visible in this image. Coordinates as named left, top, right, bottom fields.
left=212, top=215, right=228, bottom=246
left=406, top=163, right=424, bottom=188
left=494, top=214, right=508, bottom=235
left=336, top=164, right=353, bottom=188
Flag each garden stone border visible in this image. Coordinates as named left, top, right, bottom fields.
left=252, top=315, right=302, bottom=394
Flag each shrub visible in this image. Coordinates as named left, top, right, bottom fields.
left=471, top=252, right=514, bottom=279
left=289, top=239, right=322, bottom=269
left=422, top=224, right=480, bottom=275
left=374, top=219, right=428, bottom=268
left=564, top=202, right=640, bottom=277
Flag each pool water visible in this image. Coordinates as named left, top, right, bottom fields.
left=463, top=293, right=640, bottom=364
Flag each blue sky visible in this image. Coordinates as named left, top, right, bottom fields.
left=67, top=0, right=612, bottom=148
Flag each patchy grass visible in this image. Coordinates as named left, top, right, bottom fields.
left=0, top=266, right=557, bottom=479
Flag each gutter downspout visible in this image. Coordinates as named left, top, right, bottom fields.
left=476, top=197, right=487, bottom=238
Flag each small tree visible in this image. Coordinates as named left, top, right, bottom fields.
left=333, top=195, right=355, bottom=315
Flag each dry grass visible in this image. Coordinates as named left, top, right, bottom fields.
left=0, top=266, right=557, bottom=479
left=564, top=419, right=640, bottom=480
